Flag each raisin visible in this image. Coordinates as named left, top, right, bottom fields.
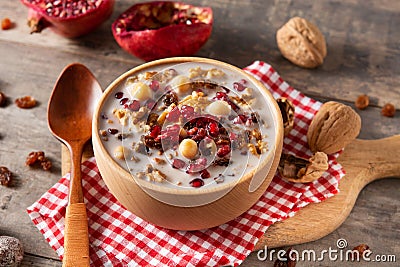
left=0, top=92, right=6, bottom=107
left=26, top=151, right=52, bottom=171
left=0, top=166, right=12, bottom=186
left=15, top=96, right=37, bottom=109
left=163, top=91, right=178, bottom=106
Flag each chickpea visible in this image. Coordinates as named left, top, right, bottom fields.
left=114, top=145, right=126, bottom=160
left=170, top=75, right=191, bottom=95
left=206, top=100, right=231, bottom=116
left=179, top=139, right=198, bottom=159
left=130, top=82, right=152, bottom=101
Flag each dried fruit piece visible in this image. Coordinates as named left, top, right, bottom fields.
left=355, top=94, right=369, bottom=110
left=307, top=101, right=361, bottom=154
left=1, top=18, right=12, bottom=30
left=20, top=0, right=115, bottom=38
left=381, top=103, right=396, bottom=117
left=0, top=92, right=7, bottom=107
left=278, top=152, right=328, bottom=183
left=112, top=1, right=213, bottom=61
left=26, top=151, right=52, bottom=171
left=0, top=166, right=12, bottom=186
left=15, top=96, right=37, bottom=109
left=352, top=244, right=370, bottom=260
left=277, top=17, right=327, bottom=68
left=274, top=247, right=297, bottom=267
left=277, top=97, right=295, bottom=136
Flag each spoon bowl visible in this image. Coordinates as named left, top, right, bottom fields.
left=48, top=63, right=102, bottom=267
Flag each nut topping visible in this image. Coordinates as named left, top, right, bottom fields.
left=277, top=97, right=295, bottom=136
left=277, top=17, right=327, bottom=68
left=278, top=152, right=328, bottom=183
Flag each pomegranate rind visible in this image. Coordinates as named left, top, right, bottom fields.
left=20, top=0, right=115, bottom=38
left=112, top=1, right=213, bottom=61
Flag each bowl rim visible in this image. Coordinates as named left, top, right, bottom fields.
left=93, top=57, right=283, bottom=196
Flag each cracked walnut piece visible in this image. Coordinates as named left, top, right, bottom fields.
left=279, top=152, right=329, bottom=183
left=307, top=101, right=361, bottom=154
left=277, top=17, right=327, bottom=68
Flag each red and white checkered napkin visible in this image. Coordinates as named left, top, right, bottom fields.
left=27, top=61, right=345, bottom=267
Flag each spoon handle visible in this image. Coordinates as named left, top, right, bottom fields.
left=63, top=203, right=90, bottom=267
left=63, top=142, right=90, bottom=267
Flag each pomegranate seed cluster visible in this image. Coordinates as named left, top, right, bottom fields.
left=26, top=0, right=104, bottom=18
left=99, top=65, right=270, bottom=189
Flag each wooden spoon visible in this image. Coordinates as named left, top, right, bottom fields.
left=48, top=63, right=102, bottom=267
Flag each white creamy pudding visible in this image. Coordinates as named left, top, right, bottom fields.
left=98, top=62, right=275, bottom=191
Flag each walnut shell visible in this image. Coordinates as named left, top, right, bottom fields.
left=307, top=101, right=361, bottom=154
left=276, top=17, right=327, bottom=68
left=278, top=152, right=328, bottom=183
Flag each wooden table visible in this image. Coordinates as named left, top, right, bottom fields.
left=1, top=0, right=399, bottom=266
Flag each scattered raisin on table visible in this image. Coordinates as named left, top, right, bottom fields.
left=355, top=94, right=369, bottom=110
left=381, top=103, right=396, bottom=117
left=352, top=244, right=370, bottom=260
left=26, top=151, right=52, bottom=171
left=273, top=247, right=296, bottom=267
left=0, top=92, right=6, bottom=107
left=15, top=96, right=37, bottom=109
left=1, top=18, right=12, bottom=30
left=0, top=166, right=12, bottom=186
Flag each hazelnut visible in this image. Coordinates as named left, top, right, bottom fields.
left=355, top=94, right=369, bottom=110
left=381, top=103, right=395, bottom=117
left=179, top=139, right=198, bottom=159
left=206, top=100, right=231, bottom=116
left=170, top=75, right=191, bottom=95
left=277, top=17, right=327, bottom=68
left=129, top=82, right=151, bottom=101
left=307, top=101, right=361, bottom=154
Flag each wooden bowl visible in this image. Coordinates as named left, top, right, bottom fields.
left=93, top=57, right=283, bottom=230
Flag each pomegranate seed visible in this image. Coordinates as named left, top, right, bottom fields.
left=120, top=97, right=129, bottom=105
left=126, top=100, right=140, bottom=111
left=150, top=80, right=160, bottom=91
left=229, top=132, right=237, bottom=140
left=189, top=178, right=204, bottom=188
left=233, top=82, right=246, bottom=91
left=217, top=145, right=231, bottom=157
left=115, top=92, right=124, bottom=99
left=233, top=114, right=248, bottom=124
left=200, top=169, right=210, bottom=178
left=149, top=125, right=161, bottom=138
left=166, top=106, right=180, bottom=122
left=180, top=105, right=195, bottom=121
left=215, top=91, right=227, bottom=100
left=187, top=127, right=198, bottom=136
left=146, top=99, right=156, bottom=110
left=107, top=128, right=118, bottom=135
left=172, top=158, right=186, bottom=169
left=192, top=128, right=206, bottom=141
left=207, top=122, right=219, bottom=137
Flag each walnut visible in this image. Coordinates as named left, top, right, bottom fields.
left=307, top=101, right=361, bottom=154
left=277, top=97, right=295, bottom=136
left=277, top=17, right=327, bottom=68
left=278, top=152, right=328, bottom=183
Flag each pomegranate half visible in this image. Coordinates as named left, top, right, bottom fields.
left=20, top=0, right=115, bottom=38
left=112, top=1, right=213, bottom=61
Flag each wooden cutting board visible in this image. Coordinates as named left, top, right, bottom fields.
left=61, top=135, right=400, bottom=250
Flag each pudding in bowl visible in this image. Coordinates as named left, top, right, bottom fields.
left=93, top=57, right=283, bottom=230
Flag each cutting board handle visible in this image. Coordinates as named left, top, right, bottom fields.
left=339, top=135, right=400, bottom=185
